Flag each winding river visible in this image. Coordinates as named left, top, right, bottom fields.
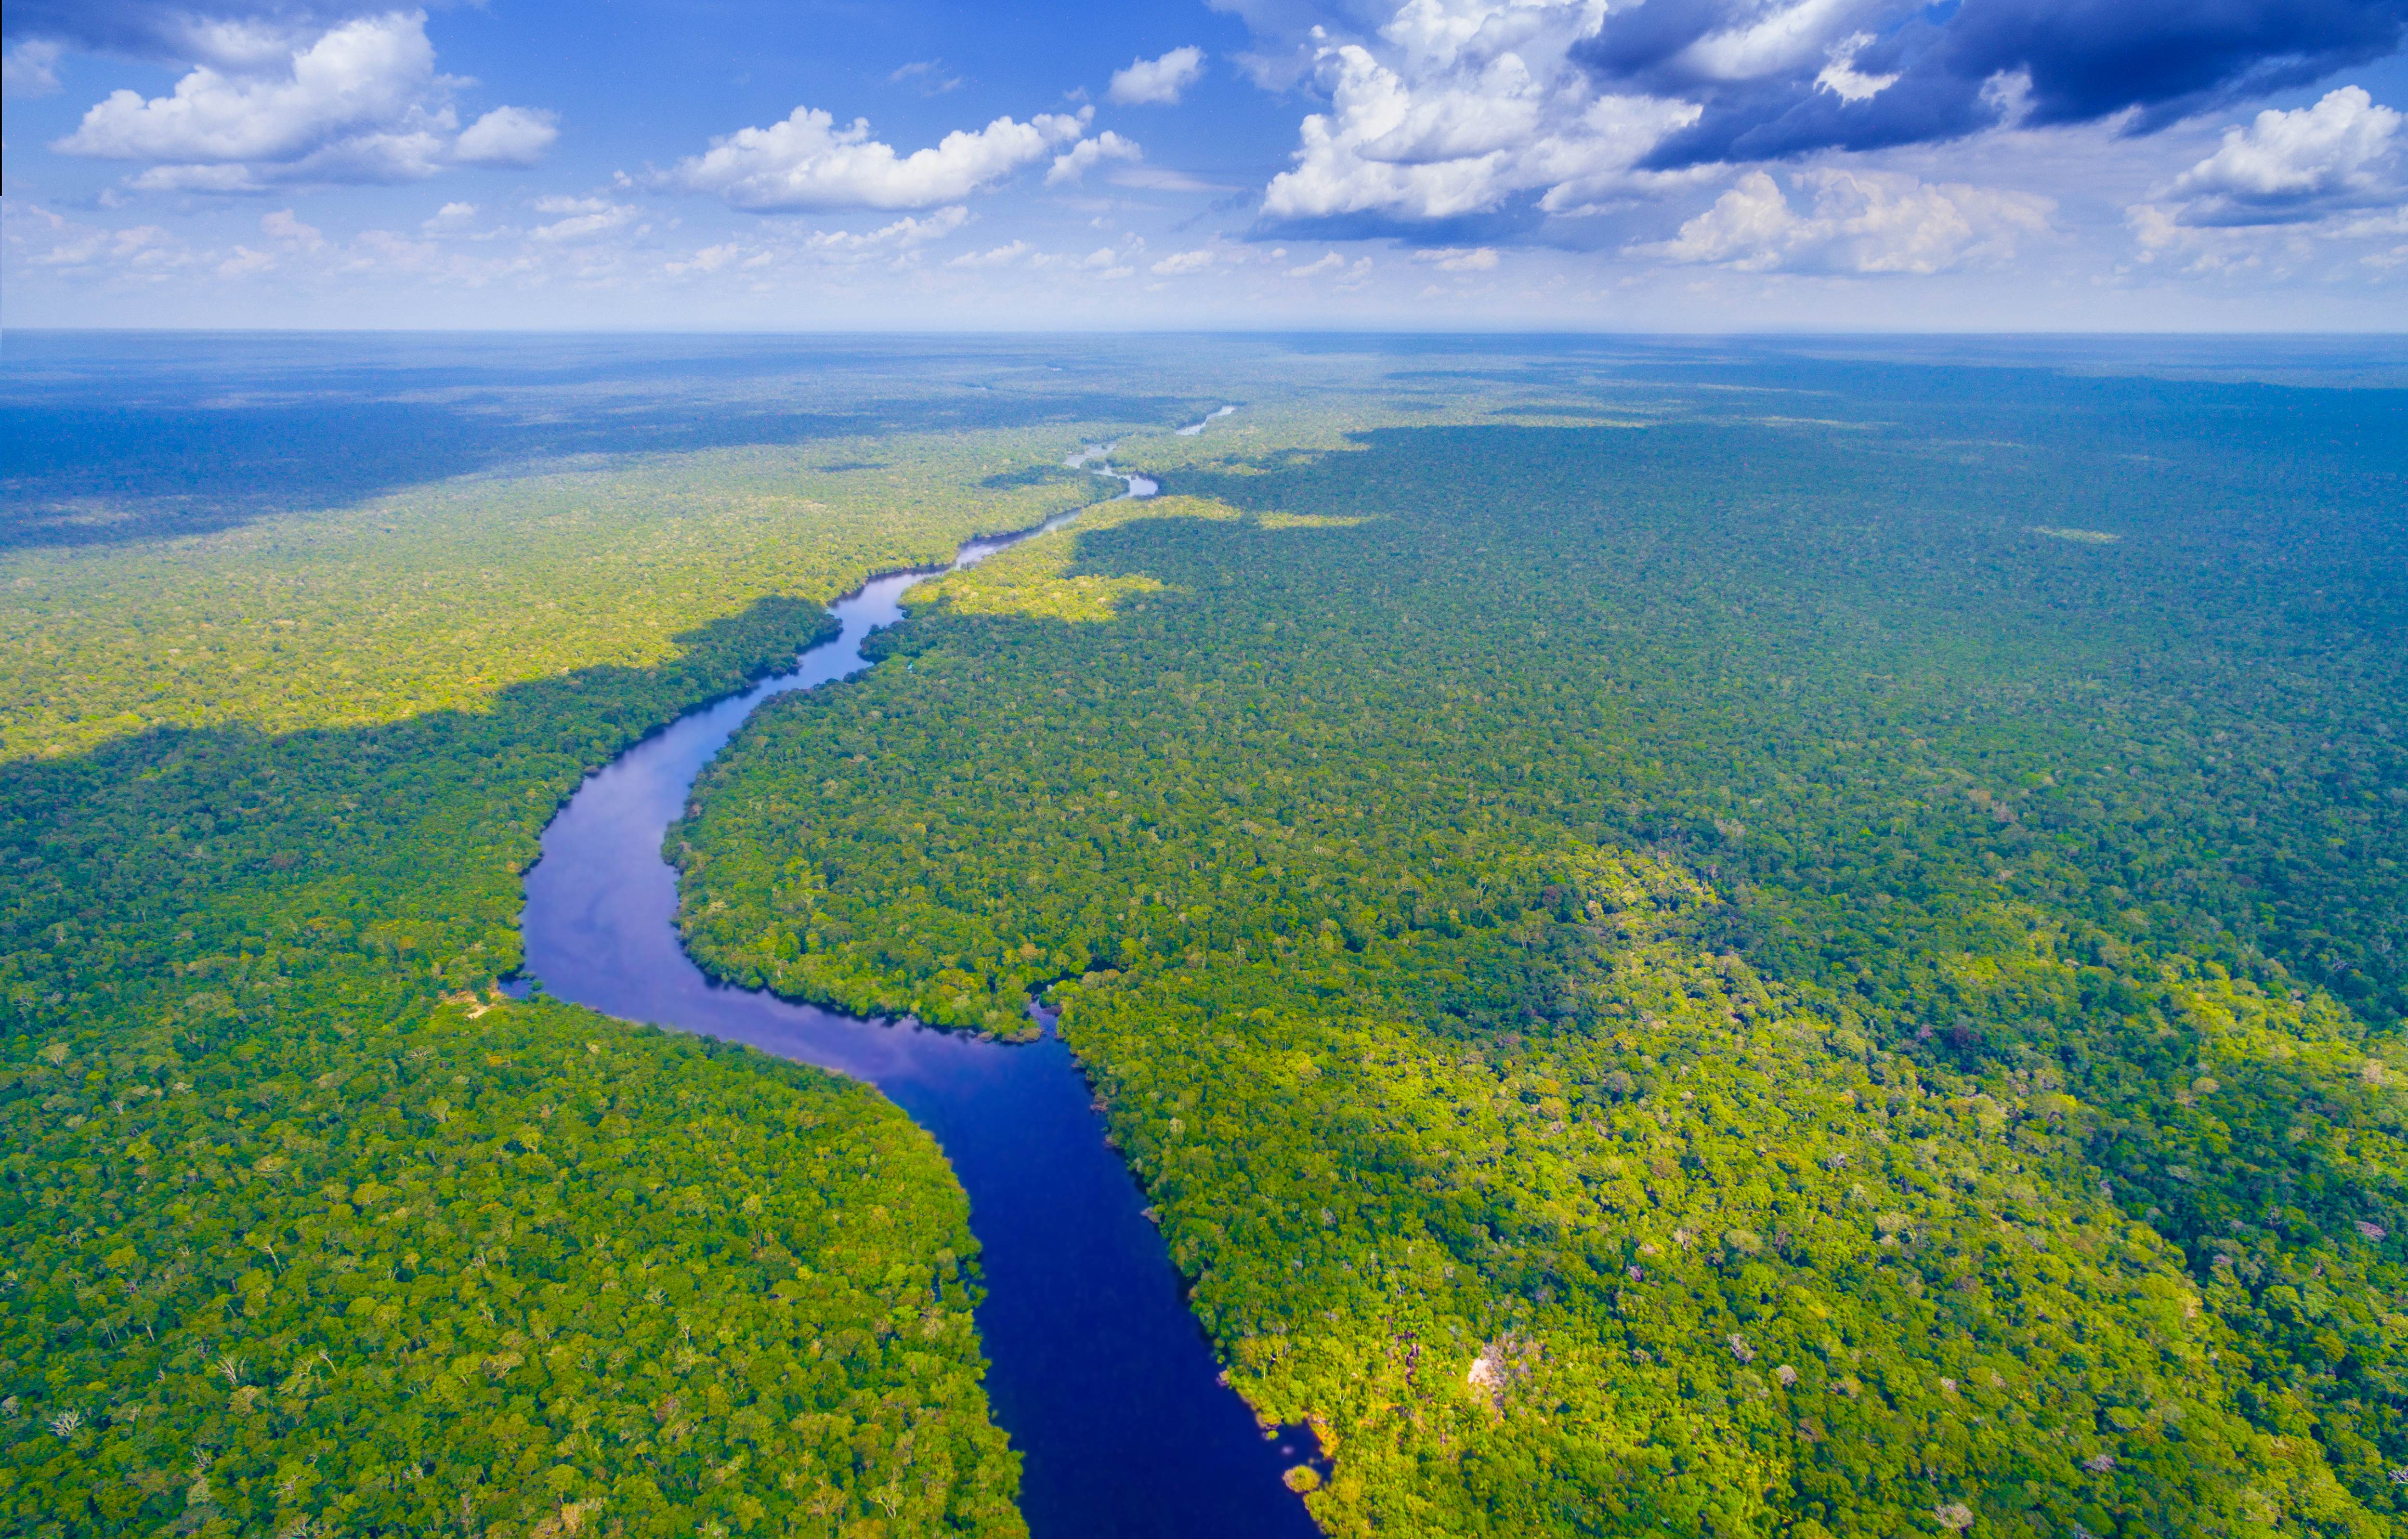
left=515, top=445, right=1322, bottom=1538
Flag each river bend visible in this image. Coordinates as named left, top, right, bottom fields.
left=516, top=452, right=1320, bottom=1538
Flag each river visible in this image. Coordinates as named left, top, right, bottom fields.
left=514, top=448, right=1322, bottom=1538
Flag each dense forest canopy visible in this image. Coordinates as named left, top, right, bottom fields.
left=11, top=335, right=2406, bottom=1538
left=0, top=351, right=1194, bottom=1538
left=676, top=368, right=2408, bottom=1534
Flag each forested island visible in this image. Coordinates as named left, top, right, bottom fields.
left=6, top=335, right=2404, bottom=1537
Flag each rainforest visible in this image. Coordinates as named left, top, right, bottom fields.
left=5, top=334, right=2405, bottom=1539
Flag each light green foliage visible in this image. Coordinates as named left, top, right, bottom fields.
left=923, top=498, right=1233, bottom=625
left=1, top=434, right=1102, bottom=760
left=678, top=381, right=2408, bottom=1534
left=3, top=1001, right=1015, bottom=1539
left=1066, top=917, right=2377, bottom=1537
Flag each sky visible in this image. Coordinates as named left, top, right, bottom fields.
left=5, top=0, right=2408, bottom=330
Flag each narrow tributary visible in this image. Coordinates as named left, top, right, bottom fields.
left=516, top=448, right=1322, bottom=1538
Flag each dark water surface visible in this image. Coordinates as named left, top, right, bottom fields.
left=516, top=466, right=1321, bottom=1539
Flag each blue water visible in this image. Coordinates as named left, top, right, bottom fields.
left=511, top=476, right=1322, bottom=1539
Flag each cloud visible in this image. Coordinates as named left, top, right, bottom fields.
left=1814, top=33, right=1897, bottom=104
left=1110, top=46, right=1207, bottom=105
left=1256, top=13, right=1707, bottom=237
left=663, top=242, right=758, bottom=276
left=56, top=13, right=438, bottom=162
left=670, top=104, right=1091, bottom=210
left=1151, top=247, right=1217, bottom=273
left=1226, top=0, right=2408, bottom=182
left=802, top=205, right=969, bottom=252
left=1265, top=237, right=1374, bottom=285
left=1047, top=130, right=1144, bottom=184
left=3, top=39, right=64, bottom=97
left=2156, top=86, right=2402, bottom=226
left=216, top=244, right=276, bottom=276
left=1107, top=163, right=1240, bottom=193
left=455, top=105, right=558, bottom=166
left=420, top=199, right=477, bottom=232
left=3, top=1, right=399, bottom=65
left=2123, top=90, right=2408, bottom=269
left=1635, top=166, right=2053, bottom=272
left=20, top=210, right=192, bottom=275
left=2125, top=196, right=2408, bottom=272
left=528, top=195, right=637, bottom=242
left=889, top=59, right=964, bottom=95
left=948, top=239, right=1032, bottom=267
left=1574, top=0, right=2408, bottom=169
left=660, top=209, right=971, bottom=277
left=1021, top=243, right=1140, bottom=276
left=262, top=206, right=324, bottom=247
left=1413, top=244, right=1499, bottom=270
left=46, top=11, right=556, bottom=188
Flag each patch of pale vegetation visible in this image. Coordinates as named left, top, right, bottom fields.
left=919, top=496, right=1244, bottom=624
left=1465, top=1334, right=1539, bottom=1414
left=0, top=430, right=1106, bottom=759
left=1253, top=512, right=1381, bottom=529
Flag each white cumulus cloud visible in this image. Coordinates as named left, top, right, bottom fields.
left=217, top=245, right=277, bottom=277
left=1151, top=248, right=1217, bottom=274
left=58, top=13, right=438, bottom=164
left=1109, top=47, right=1206, bottom=106
left=49, top=11, right=555, bottom=189
left=262, top=207, right=325, bottom=248
left=528, top=196, right=637, bottom=242
left=1259, top=5, right=1706, bottom=229
left=2157, top=87, right=2402, bottom=226
left=456, top=105, right=559, bottom=167
left=804, top=205, right=970, bottom=253
left=1047, top=131, right=1144, bottom=184
left=672, top=105, right=1092, bottom=210
left=1637, top=168, right=2053, bottom=274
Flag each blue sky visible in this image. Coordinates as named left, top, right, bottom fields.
left=6, top=0, right=2408, bottom=329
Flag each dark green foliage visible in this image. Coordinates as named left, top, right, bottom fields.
left=679, top=379, right=2408, bottom=1535
left=4, top=598, right=836, bottom=1033
left=978, top=465, right=1089, bottom=490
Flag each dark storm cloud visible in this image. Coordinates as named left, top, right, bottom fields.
left=1573, top=0, right=2408, bottom=168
